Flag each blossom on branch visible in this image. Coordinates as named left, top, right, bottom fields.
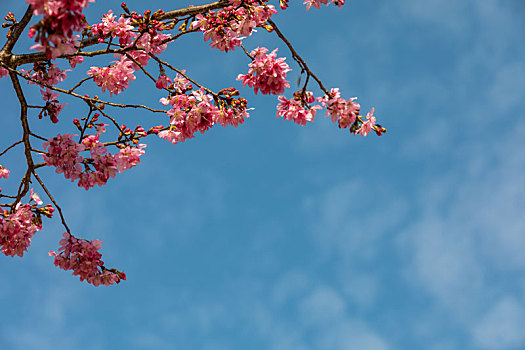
left=356, top=108, right=376, bottom=136
left=26, top=0, right=94, bottom=58
left=303, top=0, right=345, bottom=11
left=49, top=232, right=126, bottom=286
left=276, top=90, right=321, bottom=126
left=87, top=57, right=136, bottom=96
left=43, top=133, right=146, bottom=190
left=1, top=194, right=54, bottom=258
left=192, top=0, right=277, bottom=52
left=317, top=87, right=360, bottom=129
left=237, top=47, right=291, bottom=95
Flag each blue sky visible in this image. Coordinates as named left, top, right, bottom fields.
left=1, top=0, right=525, bottom=349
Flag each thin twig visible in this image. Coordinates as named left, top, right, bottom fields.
left=29, top=132, right=48, bottom=142
left=0, top=140, right=23, bottom=157
left=32, top=170, right=71, bottom=233
left=267, top=19, right=331, bottom=96
left=67, top=77, right=93, bottom=93
left=6, top=66, right=167, bottom=113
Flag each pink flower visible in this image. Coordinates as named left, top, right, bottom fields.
left=158, top=128, right=181, bottom=144
left=192, top=4, right=277, bottom=52
left=0, top=67, right=8, bottom=78
left=26, top=0, right=94, bottom=59
left=30, top=189, right=43, bottom=205
left=276, top=91, right=321, bottom=126
left=25, top=63, right=70, bottom=86
left=44, top=132, right=146, bottom=190
left=43, top=133, right=85, bottom=180
left=155, top=75, right=171, bottom=89
left=91, top=10, right=135, bottom=46
left=317, top=88, right=361, bottom=129
left=0, top=204, right=41, bottom=257
left=237, top=47, right=291, bottom=95
left=69, top=56, right=84, bottom=68
left=87, top=56, right=136, bottom=96
left=114, top=145, right=146, bottom=172
left=0, top=167, right=9, bottom=179
left=356, top=108, right=376, bottom=136
left=303, top=0, right=344, bottom=11
left=49, top=232, right=126, bottom=286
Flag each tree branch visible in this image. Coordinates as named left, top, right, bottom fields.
left=0, top=5, right=33, bottom=55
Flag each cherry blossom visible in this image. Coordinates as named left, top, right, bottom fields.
left=276, top=91, right=321, bottom=126
left=317, top=88, right=361, bottom=129
left=0, top=67, right=8, bottom=78
left=192, top=1, right=277, bottom=52
left=26, top=0, right=94, bottom=58
left=155, top=75, right=171, bottom=90
left=237, top=47, right=291, bottom=95
left=43, top=133, right=85, bottom=180
left=49, top=232, right=126, bottom=286
left=303, top=0, right=345, bottom=11
left=43, top=132, right=146, bottom=190
left=0, top=166, right=9, bottom=193
left=90, top=10, right=135, bottom=45
left=356, top=108, right=376, bottom=136
left=0, top=166, right=9, bottom=179
left=23, top=63, right=70, bottom=86
left=87, top=56, right=136, bottom=96
left=1, top=193, right=53, bottom=258
left=39, top=88, right=67, bottom=123
left=68, top=56, right=84, bottom=68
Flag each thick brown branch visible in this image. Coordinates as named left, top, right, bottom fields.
left=157, top=0, right=230, bottom=20
left=9, top=70, right=34, bottom=204
left=10, top=1, right=229, bottom=66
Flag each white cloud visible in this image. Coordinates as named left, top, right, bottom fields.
left=400, top=118, right=525, bottom=347
left=308, top=180, right=408, bottom=263
left=299, top=286, right=347, bottom=326
left=472, top=297, right=525, bottom=349
left=317, top=320, right=390, bottom=350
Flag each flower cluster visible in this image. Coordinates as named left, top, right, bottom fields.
left=303, top=0, right=345, bottom=11
left=0, top=204, right=40, bottom=257
left=237, top=47, right=291, bottom=95
left=49, top=232, right=126, bottom=286
left=157, top=73, right=250, bottom=145
left=317, top=88, right=361, bottom=128
left=87, top=56, right=136, bottom=96
left=276, top=90, right=321, bottom=125
left=87, top=9, right=172, bottom=96
left=39, top=88, right=67, bottom=123
left=317, top=88, right=385, bottom=136
left=0, top=193, right=54, bottom=258
left=158, top=88, right=221, bottom=144
left=19, top=63, right=70, bottom=123
left=23, top=62, right=70, bottom=86
left=90, top=9, right=135, bottom=46
left=43, top=132, right=146, bottom=190
left=26, top=0, right=94, bottom=58
left=43, top=133, right=85, bottom=179
left=192, top=0, right=277, bottom=52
